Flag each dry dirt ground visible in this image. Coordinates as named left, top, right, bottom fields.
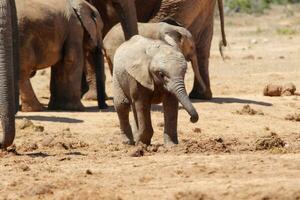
left=1, top=5, right=300, bottom=200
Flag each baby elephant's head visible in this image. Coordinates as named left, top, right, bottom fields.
left=149, top=46, right=199, bottom=123
left=160, top=25, right=206, bottom=92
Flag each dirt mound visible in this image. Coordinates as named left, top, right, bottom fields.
left=255, top=132, right=286, bottom=150
left=285, top=113, right=300, bottom=122
left=235, top=105, right=264, bottom=115
left=17, top=118, right=44, bottom=132
left=128, top=137, right=243, bottom=157
left=16, top=128, right=89, bottom=152
left=174, top=138, right=237, bottom=154
left=129, top=144, right=163, bottom=157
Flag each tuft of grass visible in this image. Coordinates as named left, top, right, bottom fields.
left=276, top=27, right=297, bottom=35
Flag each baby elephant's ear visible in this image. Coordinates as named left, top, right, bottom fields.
left=125, top=57, right=154, bottom=91
left=164, top=30, right=183, bottom=47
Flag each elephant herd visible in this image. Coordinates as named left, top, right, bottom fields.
left=0, top=0, right=226, bottom=148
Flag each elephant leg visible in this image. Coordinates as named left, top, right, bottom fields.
left=163, top=92, right=179, bottom=145
left=19, top=70, right=44, bottom=112
left=113, top=79, right=134, bottom=144
left=48, top=43, right=84, bottom=111
left=115, top=101, right=134, bottom=145
left=133, top=100, right=153, bottom=145
left=189, top=24, right=214, bottom=100
left=82, top=53, right=108, bottom=101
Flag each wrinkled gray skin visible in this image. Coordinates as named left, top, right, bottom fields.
left=135, top=0, right=227, bottom=100
left=16, top=0, right=103, bottom=111
left=104, top=22, right=206, bottom=91
left=0, top=0, right=18, bottom=149
left=113, top=35, right=199, bottom=145
left=82, top=0, right=138, bottom=109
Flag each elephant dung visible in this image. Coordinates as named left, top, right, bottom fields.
left=281, top=83, right=296, bottom=96
left=263, top=83, right=297, bottom=96
left=263, top=84, right=282, bottom=96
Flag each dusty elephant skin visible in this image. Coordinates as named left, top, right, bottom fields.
left=0, top=0, right=18, bottom=149
left=113, top=35, right=199, bottom=145
left=84, top=0, right=226, bottom=101
left=104, top=22, right=206, bottom=92
left=16, top=0, right=103, bottom=112
left=135, top=0, right=227, bottom=100
left=81, top=0, right=138, bottom=108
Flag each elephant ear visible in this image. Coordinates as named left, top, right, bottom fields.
left=70, top=0, right=98, bottom=47
left=163, top=30, right=183, bottom=47
left=125, top=56, right=154, bottom=91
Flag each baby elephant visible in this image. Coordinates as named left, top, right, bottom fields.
left=113, top=35, right=199, bottom=145
left=104, top=22, right=206, bottom=91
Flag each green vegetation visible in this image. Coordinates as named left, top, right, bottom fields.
left=276, top=27, right=297, bottom=35
left=225, top=0, right=300, bottom=13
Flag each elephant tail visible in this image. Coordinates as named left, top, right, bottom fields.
left=218, top=0, right=227, bottom=60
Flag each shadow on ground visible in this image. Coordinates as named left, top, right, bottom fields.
left=192, top=97, right=273, bottom=106
left=16, top=115, right=83, bottom=123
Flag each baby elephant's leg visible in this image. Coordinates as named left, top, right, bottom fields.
left=133, top=100, right=153, bottom=145
left=163, top=93, right=179, bottom=145
left=113, top=82, right=134, bottom=144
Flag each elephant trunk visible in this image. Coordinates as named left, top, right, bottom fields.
left=93, top=45, right=108, bottom=109
left=112, top=0, right=138, bottom=40
left=190, top=54, right=206, bottom=92
left=0, top=0, right=16, bottom=149
left=170, top=79, right=199, bottom=123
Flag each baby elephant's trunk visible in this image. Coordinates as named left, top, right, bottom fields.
left=170, top=79, right=199, bottom=123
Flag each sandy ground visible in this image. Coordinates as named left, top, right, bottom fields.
left=1, top=5, right=300, bottom=200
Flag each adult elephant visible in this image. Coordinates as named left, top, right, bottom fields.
left=84, top=0, right=226, bottom=102
left=82, top=0, right=138, bottom=108
left=17, top=0, right=104, bottom=111
left=0, top=0, right=19, bottom=149
left=135, top=0, right=227, bottom=100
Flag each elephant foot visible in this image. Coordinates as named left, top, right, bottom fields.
left=164, top=135, right=178, bottom=145
left=21, top=102, right=45, bottom=112
left=122, top=137, right=135, bottom=145
left=48, top=100, right=85, bottom=111
left=189, top=88, right=212, bottom=100
left=98, top=102, right=109, bottom=110
left=83, top=89, right=109, bottom=101
left=82, top=89, right=97, bottom=101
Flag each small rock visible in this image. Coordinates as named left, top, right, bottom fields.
left=250, top=39, right=258, bottom=44
left=18, top=118, right=34, bottom=130
left=86, top=169, right=93, bottom=175
left=34, top=125, right=44, bottom=132
left=41, top=137, right=54, bottom=147
left=20, top=164, right=30, bottom=172
left=193, top=128, right=202, bottom=133
left=242, top=55, right=255, bottom=60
